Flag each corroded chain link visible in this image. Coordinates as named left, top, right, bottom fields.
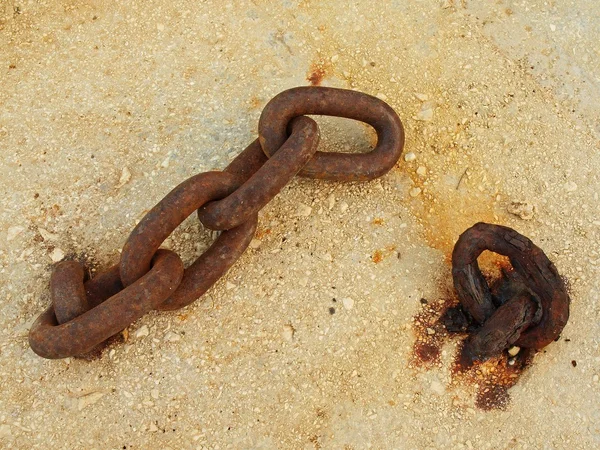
left=28, top=87, right=570, bottom=363
left=450, top=223, right=570, bottom=365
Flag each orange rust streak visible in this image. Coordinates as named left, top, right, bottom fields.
left=372, top=250, right=383, bottom=264
left=255, top=228, right=272, bottom=239
left=371, top=245, right=396, bottom=264
left=307, top=64, right=327, bottom=86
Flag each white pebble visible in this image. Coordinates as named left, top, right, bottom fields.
left=409, top=187, right=422, bottom=197
left=321, top=252, right=333, bottom=262
left=564, top=181, right=578, bottom=192
left=151, top=389, right=159, bottom=399
left=426, top=327, right=436, bottom=335
left=376, top=93, right=388, bottom=101
left=50, top=248, right=65, bottom=262
left=508, top=346, right=520, bottom=357
left=7, top=226, right=24, bottom=241
left=225, top=281, right=236, bottom=290
left=330, top=54, right=339, bottom=63
left=282, top=324, right=295, bottom=342
left=592, top=374, right=599, bottom=383
left=339, top=202, right=349, bottom=213
left=296, top=204, right=312, bottom=217
left=164, top=331, right=181, bottom=342
left=415, top=103, right=435, bottom=121
left=118, top=167, right=132, bottom=187
left=135, top=325, right=150, bottom=338
left=342, top=297, right=354, bottom=310
left=327, top=194, right=336, bottom=210
left=404, top=152, right=416, bottom=162
left=430, top=380, right=445, bottom=395
left=77, top=392, right=105, bottom=411
left=38, top=227, right=58, bottom=241
left=414, top=93, right=429, bottom=102
left=416, top=166, right=427, bottom=176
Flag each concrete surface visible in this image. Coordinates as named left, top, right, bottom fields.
left=1, top=0, right=599, bottom=448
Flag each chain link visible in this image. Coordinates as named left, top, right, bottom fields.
left=451, top=222, right=570, bottom=365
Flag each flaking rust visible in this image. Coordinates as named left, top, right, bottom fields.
left=412, top=222, right=571, bottom=410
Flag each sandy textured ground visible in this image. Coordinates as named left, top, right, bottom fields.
left=1, top=1, right=599, bottom=449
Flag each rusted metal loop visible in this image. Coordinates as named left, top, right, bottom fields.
left=198, top=116, right=320, bottom=230
left=119, top=171, right=257, bottom=309
left=51, top=261, right=90, bottom=324
left=459, top=292, right=539, bottom=366
left=258, top=86, right=405, bottom=182
left=452, top=222, right=570, bottom=351
left=158, top=215, right=257, bottom=311
left=29, top=249, right=184, bottom=359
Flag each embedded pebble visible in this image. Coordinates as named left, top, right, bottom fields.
left=38, top=227, right=59, bottom=241
left=426, top=327, right=436, bottom=335
left=507, top=201, right=535, bottom=220
left=118, top=167, right=132, bottom=187
left=296, top=204, right=313, bottom=217
left=508, top=346, right=521, bottom=357
left=339, top=202, right=349, bottom=213
left=7, top=226, right=24, bottom=241
left=282, top=324, right=295, bottom=342
left=416, top=166, right=427, bottom=176
left=342, top=297, right=354, bottom=310
left=409, top=187, right=422, bottom=197
left=321, top=252, right=333, bottom=262
left=404, top=152, right=416, bottom=162
left=164, top=331, right=181, bottom=342
left=249, top=239, right=262, bottom=249
left=226, top=282, right=236, bottom=290
left=78, top=392, right=105, bottom=411
left=593, top=374, right=599, bottom=383
left=327, top=194, right=336, bottom=210
left=415, top=93, right=429, bottom=102
left=50, top=248, right=65, bottom=262
left=415, top=103, right=435, bottom=121
left=135, top=325, right=150, bottom=338
left=564, top=181, right=578, bottom=192
left=430, top=380, right=445, bottom=395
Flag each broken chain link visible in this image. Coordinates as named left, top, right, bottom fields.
left=29, top=86, right=405, bottom=359
left=451, top=222, right=570, bottom=365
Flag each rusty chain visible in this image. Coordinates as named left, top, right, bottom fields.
left=28, top=86, right=405, bottom=359
left=28, top=87, right=570, bottom=364
left=450, top=222, right=570, bottom=365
